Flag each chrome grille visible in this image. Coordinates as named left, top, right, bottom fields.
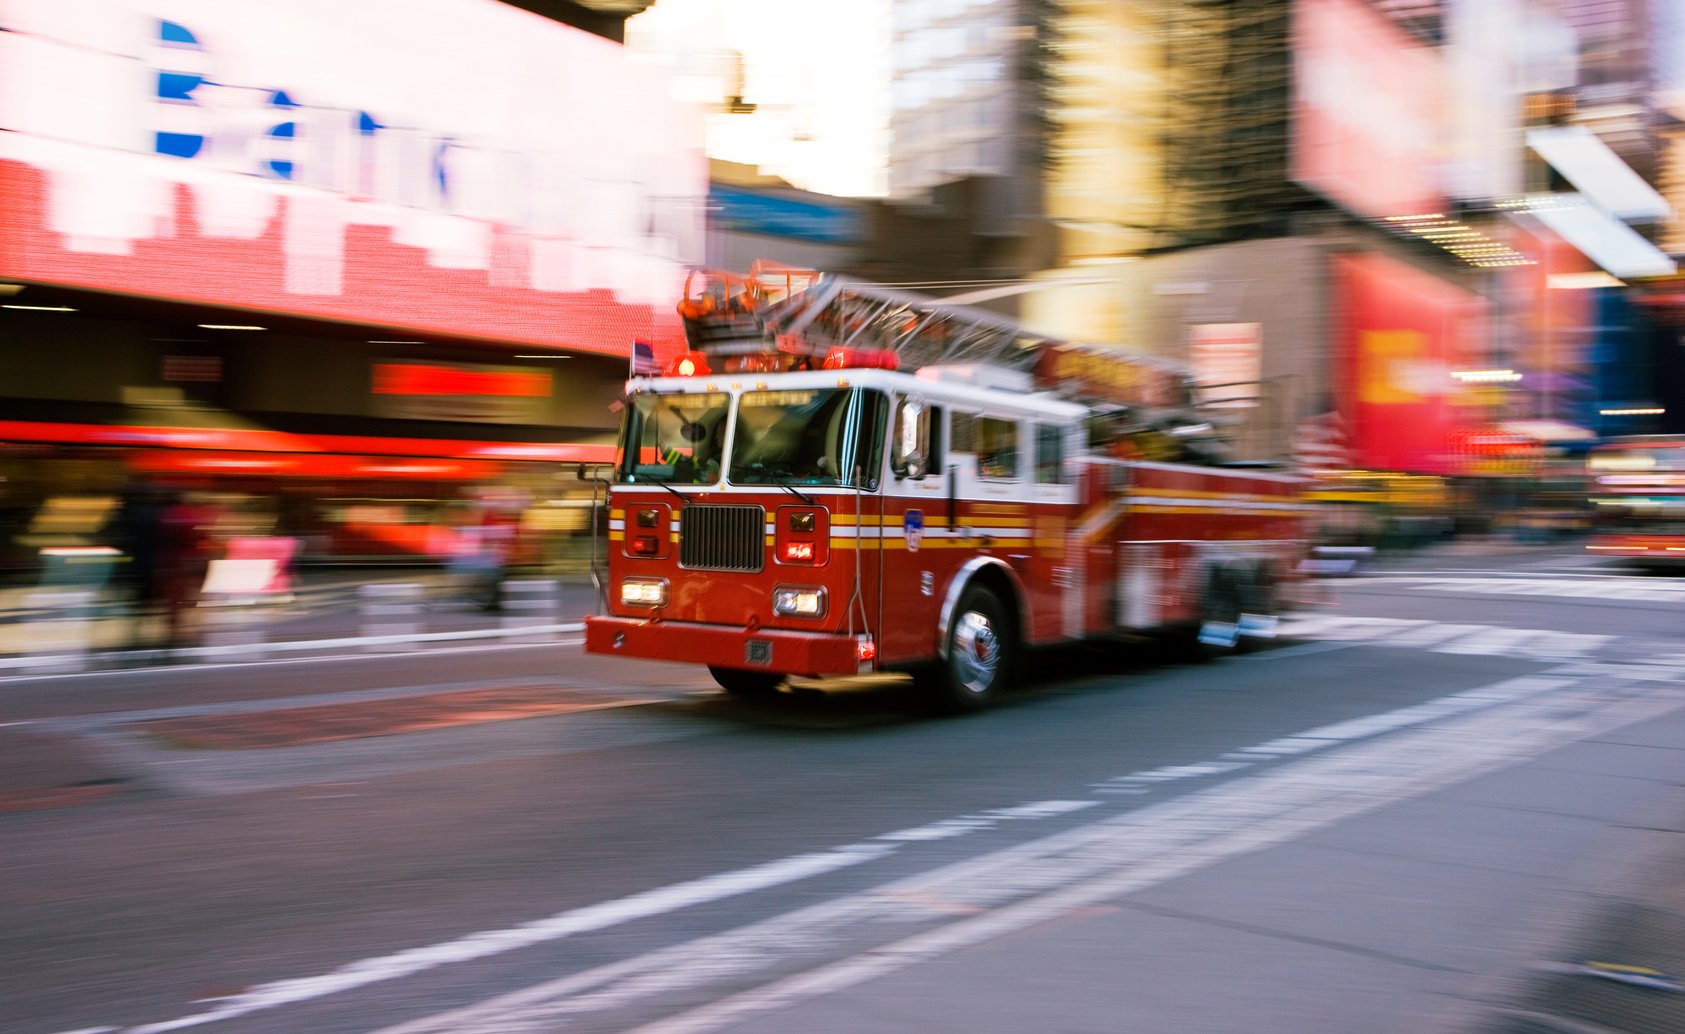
left=679, top=504, right=765, bottom=572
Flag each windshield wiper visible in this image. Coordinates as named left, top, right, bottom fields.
left=628, top=473, right=691, bottom=501
left=751, top=464, right=815, bottom=505
left=653, top=479, right=693, bottom=501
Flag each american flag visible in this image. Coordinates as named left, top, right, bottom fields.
left=1293, top=409, right=1350, bottom=475
left=630, top=340, right=659, bottom=376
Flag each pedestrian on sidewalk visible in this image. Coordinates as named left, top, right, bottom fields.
left=156, top=490, right=222, bottom=651
left=448, top=501, right=517, bottom=612
left=111, top=479, right=167, bottom=647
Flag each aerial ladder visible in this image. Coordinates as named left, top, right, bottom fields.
left=674, top=261, right=1195, bottom=419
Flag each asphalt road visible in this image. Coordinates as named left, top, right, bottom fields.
left=4, top=544, right=1684, bottom=1034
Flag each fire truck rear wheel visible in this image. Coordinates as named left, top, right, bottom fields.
left=1235, top=563, right=1278, bottom=654
left=709, top=666, right=785, bottom=697
left=921, top=584, right=1014, bottom=713
left=1181, top=566, right=1243, bottom=663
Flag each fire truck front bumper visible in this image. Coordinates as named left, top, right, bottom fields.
left=585, top=616, right=874, bottom=677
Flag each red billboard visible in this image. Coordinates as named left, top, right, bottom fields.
left=0, top=0, right=706, bottom=361
left=1334, top=253, right=1486, bottom=475
left=1292, top=0, right=1446, bottom=221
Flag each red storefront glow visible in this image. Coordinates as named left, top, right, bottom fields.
left=372, top=363, right=552, bottom=398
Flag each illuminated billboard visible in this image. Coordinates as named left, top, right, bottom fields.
left=1334, top=253, right=1486, bottom=475
left=1292, top=0, right=1446, bottom=222
left=0, top=0, right=706, bottom=359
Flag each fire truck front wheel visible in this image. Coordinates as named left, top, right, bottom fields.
left=919, top=585, right=1014, bottom=713
left=708, top=666, right=786, bottom=697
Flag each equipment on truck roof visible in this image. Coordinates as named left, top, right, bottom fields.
left=670, top=262, right=1230, bottom=466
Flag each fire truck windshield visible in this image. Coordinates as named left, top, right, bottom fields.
left=614, top=388, right=887, bottom=488
left=615, top=393, right=731, bottom=485
left=732, top=388, right=886, bottom=488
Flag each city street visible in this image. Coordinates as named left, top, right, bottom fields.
left=6, top=4, right=1683, bottom=1034
left=4, top=542, right=1684, bottom=1034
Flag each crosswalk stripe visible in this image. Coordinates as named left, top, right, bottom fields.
left=1387, top=623, right=1488, bottom=648
left=1385, top=577, right=1685, bottom=602
left=1275, top=616, right=1618, bottom=663
left=1434, top=627, right=1545, bottom=655
left=1275, top=615, right=1420, bottom=640
left=1534, top=633, right=1615, bottom=661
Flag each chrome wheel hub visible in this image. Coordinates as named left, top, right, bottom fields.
left=952, top=610, right=1000, bottom=693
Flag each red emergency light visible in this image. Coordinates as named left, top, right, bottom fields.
left=664, top=351, right=711, bottom=377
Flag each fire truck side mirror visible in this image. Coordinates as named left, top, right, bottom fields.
left=892, top=397, right=930, bottom=480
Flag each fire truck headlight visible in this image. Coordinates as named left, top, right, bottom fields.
left=772, top=586, right=827, bottom=617
left=620, top=577, right=669, bottom=608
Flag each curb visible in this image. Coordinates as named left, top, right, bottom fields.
left=0, top=620, right=589, bottom=678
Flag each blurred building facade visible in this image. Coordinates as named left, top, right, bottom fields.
left=1007, top=0, right=1683, bottom=482
left=0, top=0, right=706, bottom=575
left=886, top=0, right=1054, bottom=245
left=663, top=0, right=1683, bottom=492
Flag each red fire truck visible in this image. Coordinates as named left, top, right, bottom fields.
left=584, top=264, right=1309, bottom=711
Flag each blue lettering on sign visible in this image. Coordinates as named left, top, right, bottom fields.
left=147, top=19, right=452, bottom=204
left=433, top=137, right=455, bottom=200
left=155, top=20, right=205, bottom=158
left=265, top=89, right=298, bottom=180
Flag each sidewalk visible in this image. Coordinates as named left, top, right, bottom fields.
left=0, top=568, right=604, bottom=675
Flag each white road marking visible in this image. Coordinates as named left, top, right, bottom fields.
left=1318, top=617, right=1430, bottom=640
left=1434, top=626, right=1550, bottom=655
left=1386, top=623, right=1489, bottom=648
left=368, top=668, right=1684, bottom=1034
left=874, top=800, right=1102, bottom=841
left=1275, top=616, right=1620, bottom=664
left=101, top=663, right=1685, bottom=1034
left=1091, top=675, right=1571, bottom=790
left=1268, top=614, right=1398, bottom=639
left=1358, top=575, right=1685, bottom=602
left=122, top=845, right=894, bottom=1034
left=91, top=647, right=1680, bottom=1031
left=111, top=798, right=1096, bottom=1033
left=1508, top=630, right=1611, bottom=662
left=1234, top=639, right=1356, bottom=662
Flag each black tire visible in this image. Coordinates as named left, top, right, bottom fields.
left=1235, top=564, right=1280, bottom=652
left=1178, top=566, right=1242, bottom=663
left=708, top=666, right=785, bottom=697
left=919, top=585, right=1013, bottom=713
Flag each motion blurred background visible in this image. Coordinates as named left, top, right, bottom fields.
left=3, top=0, right=1683, bottom=645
